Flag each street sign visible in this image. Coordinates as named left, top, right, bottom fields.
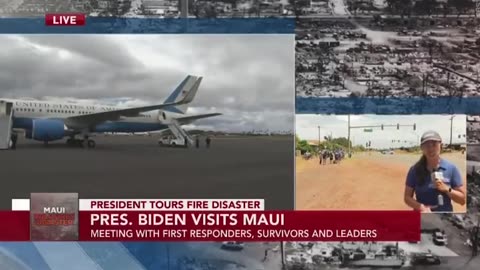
left=364, top=129, right=373, bottom=132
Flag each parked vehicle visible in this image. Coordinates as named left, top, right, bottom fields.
left=220, top=242, right=244, bottom=251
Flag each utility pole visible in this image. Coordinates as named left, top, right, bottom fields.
left=280, top=241, right=285, bottom=269
left=348, top=115, right=351, bottom=155
left=180, top=0, right=188, bottom=18
left=318, top=125, right=321, bottom=146
left=450, top=115, right=455, bottom=146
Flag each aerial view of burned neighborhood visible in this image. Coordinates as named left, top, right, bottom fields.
left=295, top=0, right=480, bottom=98
left=0, top=0, right=296, bottom=18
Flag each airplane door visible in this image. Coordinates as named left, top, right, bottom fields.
left=0, top=100, right=13, bottom=150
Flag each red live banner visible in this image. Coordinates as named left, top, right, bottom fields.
left=79, top=211, right=420, bottom=241
left=45, top=13, right=86, bottom=26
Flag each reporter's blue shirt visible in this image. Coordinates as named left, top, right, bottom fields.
left=405, top=159, right=463, bottom=212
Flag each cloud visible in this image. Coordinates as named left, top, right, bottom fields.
left=0, top=35, right=294, bottom=132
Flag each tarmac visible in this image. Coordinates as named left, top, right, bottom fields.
left=0, top=135, right=294, bottom=210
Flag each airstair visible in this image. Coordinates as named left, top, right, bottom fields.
left=168, top=119, right=194, bottom=146
left=0, top=100, right=13, bottom=150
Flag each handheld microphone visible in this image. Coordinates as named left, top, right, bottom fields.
left=431, top=168, right=444, bottom=206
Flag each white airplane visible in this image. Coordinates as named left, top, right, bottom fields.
left=0, top=75, right=221, bottom=148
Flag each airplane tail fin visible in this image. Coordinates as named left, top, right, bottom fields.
left=163, top=75, right=202, bottom=114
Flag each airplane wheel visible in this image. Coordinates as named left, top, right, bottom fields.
left=87, top=140, right=96, bottom=148
left=66, top=139, right=74, bottom=146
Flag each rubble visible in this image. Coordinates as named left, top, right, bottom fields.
left=297, top=17, right=480, bottom=98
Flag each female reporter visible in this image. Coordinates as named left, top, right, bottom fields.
left=404, top=130, right=466, bottom=213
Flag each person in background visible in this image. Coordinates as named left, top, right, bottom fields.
left=195, top=136, right=199, bottom=148
left=10, top=133, right=17, bottom=150
left=404, top=131, right=466, bottom=212
left=206, top=136, right=211, bottom=148
left=322, top=151, right=328, bottom=165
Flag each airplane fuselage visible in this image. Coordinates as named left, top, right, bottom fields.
left=4, top=98, right=179, bottom=136
left=0, top=75, right=219, bottom=148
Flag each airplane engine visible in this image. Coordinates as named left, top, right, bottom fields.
left=26, top=119, right=66, bottom=141
left=158, top=110, right=171, bottom=123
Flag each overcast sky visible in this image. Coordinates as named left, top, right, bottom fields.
left=296, top=114, right=467, bottom=149
left=0, top=35, right=294, bottom=133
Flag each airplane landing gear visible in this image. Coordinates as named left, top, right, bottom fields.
left=66, top=137, right=95, bottom=148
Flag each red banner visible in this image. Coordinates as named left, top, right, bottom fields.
left=45, top=13, right=86, bottom=26
left=0, top=211, right=421, bottom=241
left=79, top=211, right=420, bottom=241
left=0, top=211, right=30, bottom=241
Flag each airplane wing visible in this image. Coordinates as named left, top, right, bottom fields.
left=176, top=113, right=222, bottom=125
left=64, top=75, right=201, bottom=129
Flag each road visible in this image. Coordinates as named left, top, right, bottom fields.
left=296, top=151, right=467, bottom=211
left=421, top=213, right=474, bottom=257
left=330, top=0, right=350, bottom=16
left=0, top=135, right=294, bottom=210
